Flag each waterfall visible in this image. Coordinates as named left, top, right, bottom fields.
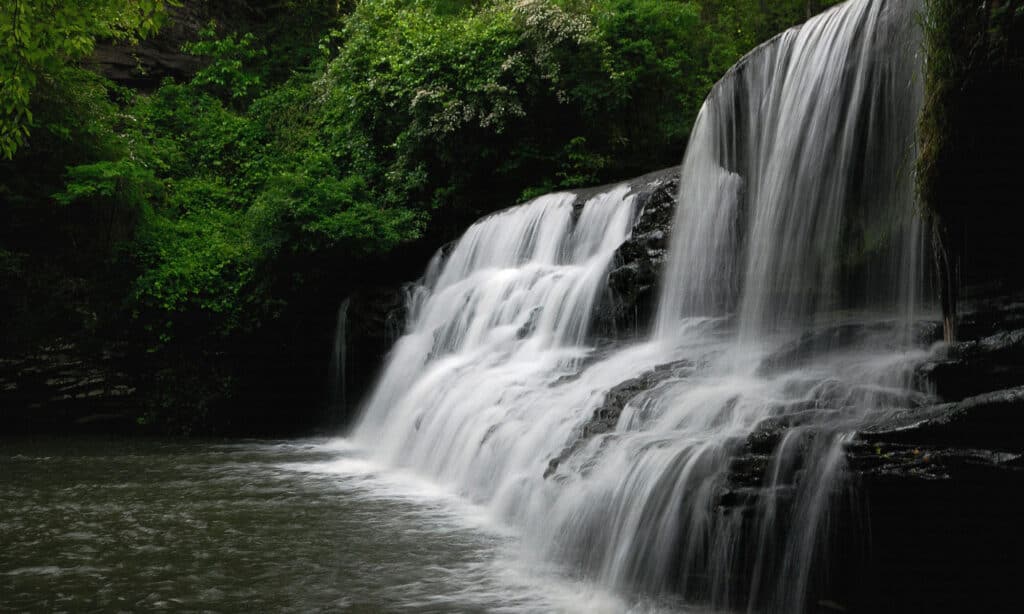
left=656, top=0, right=924, bottom=339
left=328, top=297, right=350, bottom=417
left=354, top=187, right=640, bottom=474
left=352, top=0, right=929, bottom=611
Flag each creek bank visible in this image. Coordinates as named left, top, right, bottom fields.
left=0, top=340, right=138, bottom=433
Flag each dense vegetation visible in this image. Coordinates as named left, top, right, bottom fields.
left=1, top=0, right=840, bottom=433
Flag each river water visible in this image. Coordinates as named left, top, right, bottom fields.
left=0, top=436, right=691, bottom=613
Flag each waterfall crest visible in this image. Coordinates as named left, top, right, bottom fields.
left=355, top=187, right=639, bottom=483
left=656, top=0, right=923, bottom=339
left=352, top=1, right=930, bottom=611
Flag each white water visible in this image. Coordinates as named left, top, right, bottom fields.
left=656, top=0, right=924, bottom=339
left=349, top=0, right=929, bottom=611
left=355, top=187, right=640, bottom=479
left=328, top=297, right=350, bottom=415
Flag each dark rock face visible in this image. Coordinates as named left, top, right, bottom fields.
left=840, top=298, right=1024, bottom=613
left=855, top=386, right=1024, bottom=455
left=760, top=320, right=942, bottom=375
left=0, top=340, right=138, bottom=432
left=838, top=456, right=1024, bottom=614
left=844, top=407, right=1024, bottom=613
left=89, top=3, right=212, bottom=89
left=587, top=167, right=680, bottom=339
left=327, top=284, right=408, bottom=425
left=914, top=327, right=1024, bottom=401
left=91, top=37, right=204, bottom=90
left=89, top=1, right=272, bottom=90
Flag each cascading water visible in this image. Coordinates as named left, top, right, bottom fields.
left=355, top=187, right=641, bottom=478
left=656, top=0, right=924, bottom=338
left=328, top=297, right=350, bottom=416
left=352, top=0, right=929, bottom=611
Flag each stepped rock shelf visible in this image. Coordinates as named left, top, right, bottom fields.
left=338, top=1, right=1023, bottom=609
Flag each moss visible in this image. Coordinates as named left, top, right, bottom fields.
left=917, top=0, right=968, bottom=218
left=917, top=0, right=1024, bottom=340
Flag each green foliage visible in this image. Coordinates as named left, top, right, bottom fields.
left=53, top=159, right=160, bottom=207
left=2, top=0, right=849, bottom=431
left=0, top=0, right=171, bottom=158
left=314, top=0, right=844, bottom=218
left=184, top=23, right=267, bottom=105
left=571, top=0, right=707, bottom=169
left=251, top=163, right=426, bottom=258
left=120, top=24, right=428, bottom=348
left=134, top=204, right=259, bottom=337
left=319, top=0, right=547, bottom=210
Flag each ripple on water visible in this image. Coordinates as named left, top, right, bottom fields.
left=1, top=436, right=682, bottom=613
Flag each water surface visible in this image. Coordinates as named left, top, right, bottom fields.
left=1, top=437, right=656, bottom=613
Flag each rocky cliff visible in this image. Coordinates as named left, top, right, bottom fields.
left=88, top=1, right=272, bottom=89
left=89, top=2, right=213, bottom=89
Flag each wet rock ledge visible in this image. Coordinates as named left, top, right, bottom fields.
left=580, top=166, right=681, bottom=339
left=544, top=294, right=1024, bottom=612
left=842, top=298, right=1024, bottom=613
